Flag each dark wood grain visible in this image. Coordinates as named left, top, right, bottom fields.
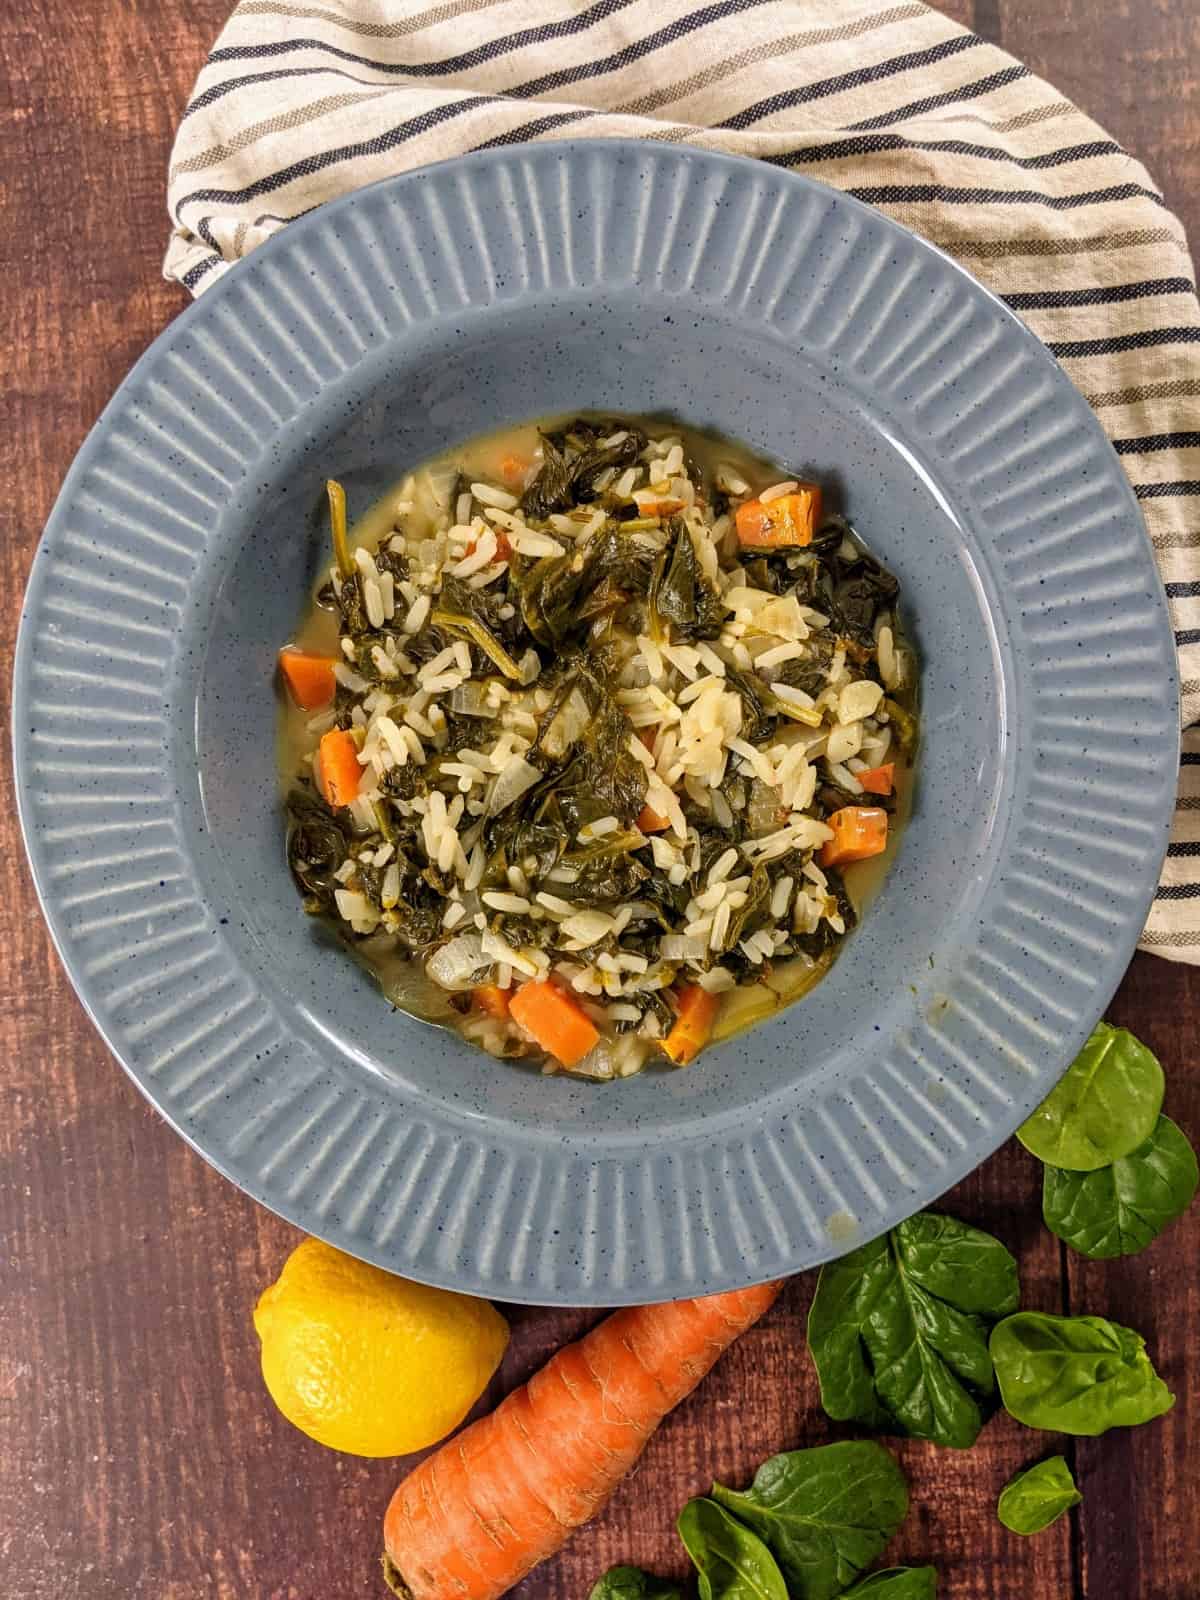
left=1, top=3, right=1197, bottom=1597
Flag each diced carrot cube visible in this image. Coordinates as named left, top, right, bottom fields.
left=474, top=984, right=511, bottom=1019
left=735, top=485, right=822, bottom=548
left=637, top=803, right=670, bottom=834
left=820, top=806, right=888, bottom=867
left=278, top=648, right=336, bottom=711
left=857, top=763, right=895, bottom=797
left=318, top=728, right=362, bottom=809
left=508, top=981, right=599, bottom=1068
left=660, top=985, right=720, bottom=1066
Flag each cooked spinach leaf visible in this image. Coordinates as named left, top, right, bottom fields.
left=996, top=1456, right=1080, bottom=1535
left=819, top=548, right=899, bottom=646
left=990, top=1311, right=1174, bottom=1434
left=588, top=1567, right=682, bottom=1600
left=517, top=526, right=653, bottom=646
left=806, top=1210, right=1019, bottom=1449
left=771, top=634, right=836, bottom=701
left=722, top=664, right=772, bottom=742
left=880, top=697, right=917, bottom=758
left=1017, top=1022, right=1165, bottom=1171
left=650, top=519, right=725, bottom=641
left=285, top=786, right=349, bottom=913
left=526, top=659, right=648, bottom=832
left=677, top=1498, right=789, bottom=1600
left=520, top=420, right=646, bottom=518
left=1042, top=1114, right=1198, bottom=1258
left=840, top=1568, right=937, bottom=1598
left=711, top=1441, right=908, bottom=1600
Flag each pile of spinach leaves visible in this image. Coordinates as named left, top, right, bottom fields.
left=1016, top=1020, right=1197, bottom=1260
left=589, top=1022, right=1191, bottom=1596
left=589, top=1440, right=934, bottom=1600
left=806, top=1212, right=1019, bottom=1450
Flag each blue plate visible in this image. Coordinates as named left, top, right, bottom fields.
left=13, top=141, right=1178, bottom=1304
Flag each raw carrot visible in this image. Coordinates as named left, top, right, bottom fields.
left=318, top=728, right=362, bottom=809
left=381, top=1281, right=782, bottom=1600
left=637, top=802, right=670, bottom=834
left=857, top=762, right=895, bottom=797
left=278, top=647, right=336, bottom=711
left=508, top=981, right=598, bottom=1067
left=735, top=485, right=822, bottom=549
left=660, top=985, right=720, bottom=1065
left=820, top=805, right=888, bottom=867
left=473, top=984, right=511, bottom=1020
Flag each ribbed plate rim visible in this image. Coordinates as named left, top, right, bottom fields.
left=13, top=140, right=1179, bottom=1303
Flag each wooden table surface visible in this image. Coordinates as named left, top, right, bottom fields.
left=3, top=3, right=1198, bottom=1597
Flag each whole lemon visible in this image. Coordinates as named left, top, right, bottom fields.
left=253, top=1237, right=508, bottom=1456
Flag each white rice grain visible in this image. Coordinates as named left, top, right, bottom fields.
left=482, top=891, right=532, bottom=914
left=707, top=847, right=739, bottom=886
left=471, top=481, right=519, bottom=510
left=760, top=479, right=798, bottom=504
left=403, top=593, right=430, bottom=634
left=560, top=909, right=616, bottom=944
left=578, top=815, right=619, bottom=841
left=509, top=528, right=566, bottom=558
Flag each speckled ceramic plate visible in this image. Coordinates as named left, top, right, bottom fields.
left=14, top=141, right=1178, bottom=1304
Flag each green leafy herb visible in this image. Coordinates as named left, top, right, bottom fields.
left=1017, top=1022, right=1164, bottom=1171
left=990, top=1310, right=1175, bottom=1434
left=711, top=1441, right=908, bottom=1600
left=840, top=1568, right=937, bottom=1598
left=588, top=1567, right=682, bottom=1600
left=806, top=1210, right=1019, bottom=1449
left=996, top=1456, right=1081, bottom=1535
left=1042, top=1114, right=1198, bottom=1258
left=677, top=1498, right=789, bottom=1600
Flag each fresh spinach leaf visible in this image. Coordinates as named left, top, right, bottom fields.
left=996, top=1456, right=1080, bottom=1535
left=990, top=1311, right=1174, bottom=1434
left=588, top=1566, right=682, bottom=1600
left=1017, top=1022, right=1164, bottom=1171
left=807, top=1210, right=1019, bottom=1449
left=840, top=1568, right=937, bottom=1598
left=677, top=1497, right=789, bottom=1600
left=1042, top=1114, right=1198, bottom=1258
left=711, top=1441, right=908, bottom=1600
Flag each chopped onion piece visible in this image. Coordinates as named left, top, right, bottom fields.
left=485, top=755, right=541, bottom=816
left=425, top=932, right=489, bottom=991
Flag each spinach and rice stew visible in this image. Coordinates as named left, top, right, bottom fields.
left=278, top=417, right=917, bottom=1079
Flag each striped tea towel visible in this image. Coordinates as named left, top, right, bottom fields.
left=164, top=0, right=1200, bottom=961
